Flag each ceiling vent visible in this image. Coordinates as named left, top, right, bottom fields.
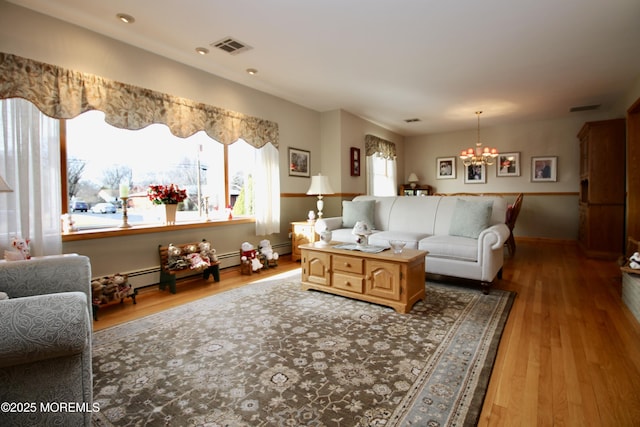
left=211, top=37, right=253, bottom=55
left=569, top=104, right=601, bottom=113
left=404, top=118, right=421, bottom=123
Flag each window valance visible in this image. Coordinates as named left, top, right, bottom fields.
left=365, top=134, right=396, bottom=159
left=0, top=52, right=278, bottom=148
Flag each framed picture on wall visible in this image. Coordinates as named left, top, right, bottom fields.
left=288, top=147, right=310, bottom=177
left=531, top=156, right=557, bottom=182
left=464, top=163, right=486, bottom=184
left=496, top=152, right=521, bottom=177
left=350, top=147, right=361, bottom=176
left=436, top=157, right=456, bottom=179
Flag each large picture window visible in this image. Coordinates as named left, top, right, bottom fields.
left=1, top=53, right=280, bottom=236
left=65, top=111, right=256, bottom=229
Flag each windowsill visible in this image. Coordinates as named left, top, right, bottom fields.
left=61, top=217, right=255, bottom=241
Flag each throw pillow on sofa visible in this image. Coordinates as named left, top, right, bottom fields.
left=342, top=200, right=375, bottom=229
left=449, top=198, right=493, bottom=239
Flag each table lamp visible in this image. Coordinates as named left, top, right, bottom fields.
left=408, top=172, right=419, bottom=189
left=307, top=173, right=335, bottom=246
left=306, top=173, right=335, bottom=219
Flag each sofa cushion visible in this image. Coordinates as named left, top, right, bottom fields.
left=342, top=200, right=375, bottom=229
left=419, top=235, right=478, bottom=262
left=448, top=198, right=493, bottom=239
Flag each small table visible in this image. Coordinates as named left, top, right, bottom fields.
left=299, top=242, right=427, bottom=313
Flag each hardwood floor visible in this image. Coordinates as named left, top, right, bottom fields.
left=93, top=241, right=640, bottom=426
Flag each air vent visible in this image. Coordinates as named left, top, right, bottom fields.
left=569, top=104, right=600, bottom=113
left=211, top=37, right=253, bottom=55
left=404, top=118, right=421, bottom=123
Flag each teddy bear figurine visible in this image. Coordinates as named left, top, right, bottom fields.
left=4, top=236, right=31, bottom=261
left=258, top=239, right=279, bottom=268
left=241, top=241, right=263, bottom=272
left=91, top=279, right=105, bottom=305
left=199, top=239, right=218, bottom=263
left=167, top=243, right=189, bottom=270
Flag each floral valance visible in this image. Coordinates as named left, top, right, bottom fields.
left=0, top=52, right=278, bottom=148
left=365, top=134, right=396, bottom=159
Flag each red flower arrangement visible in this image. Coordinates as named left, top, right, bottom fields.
left=147, top=184, right=188, bottom=205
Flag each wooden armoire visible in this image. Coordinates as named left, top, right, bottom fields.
left=577, top=118, right=626, bottom=259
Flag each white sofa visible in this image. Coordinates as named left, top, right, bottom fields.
left=323, top=195, right=510, bottom=292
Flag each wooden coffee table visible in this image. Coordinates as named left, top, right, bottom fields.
left=299, top=242, right=427, bottom=313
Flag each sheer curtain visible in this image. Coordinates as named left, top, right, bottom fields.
left=254, top=142, right=280, bottom=235
left=0, top=98, right=62, bottom=256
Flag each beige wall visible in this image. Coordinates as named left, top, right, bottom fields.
left=404, top=115, right=622, bottom=239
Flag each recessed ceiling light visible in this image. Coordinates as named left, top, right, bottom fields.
left=116, top=13, right=135, bottom=24
left=246, top=68, right=258, bottom=76
left=195, top=47, right=210, bottom=55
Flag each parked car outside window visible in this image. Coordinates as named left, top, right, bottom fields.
left=70, top=200, right=88, bottom=212
left=90, top=203, right=117, bottom=214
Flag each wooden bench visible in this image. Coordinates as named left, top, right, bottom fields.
left=158, top=240, right=220, bottom=294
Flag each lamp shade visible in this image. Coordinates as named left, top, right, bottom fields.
left=306, top=174, right=335, bottom=195
left=0, top=174, right=12, bottom=192
left=408, top=173, right=419, bottom=183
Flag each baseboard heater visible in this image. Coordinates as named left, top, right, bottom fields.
left=111, top=242, right=291, bottom=290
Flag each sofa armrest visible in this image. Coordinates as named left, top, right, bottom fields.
left=0, top=292, right=90, bottom=368
left=478, top=223, right=511, bottom=250
left=0, top=255, right=91, bottom=305
left=322, top=216, right=344, bottom=231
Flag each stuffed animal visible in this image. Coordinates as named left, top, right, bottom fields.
left=91, top=279, right=108, bottom=304
left=629, top=252, right=640, bottom=269
left=199, top=240, right=218, bottom=263
left=187, top=252, right=210, bottom=270
left=61, top=213, right=77, bottom=233
left=241, top=241, right=263, bottom=271
left=111, top=274, right=131, bottom=298
left=258, top=239, right=279, bottom=262
left=4, top=236, right=31, bottom=261
left=167, top=243, right=189, bottom=270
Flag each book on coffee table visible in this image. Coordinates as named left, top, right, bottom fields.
left=332, top=243, right=389, bottom=253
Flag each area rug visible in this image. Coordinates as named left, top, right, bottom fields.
left=92, top=269, right=514, bottom=427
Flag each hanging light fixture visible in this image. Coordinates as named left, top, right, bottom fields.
left=459, top=111, right=499, bottom=167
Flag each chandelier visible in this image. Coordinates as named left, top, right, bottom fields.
left=459, top=111, right=499, bottom=167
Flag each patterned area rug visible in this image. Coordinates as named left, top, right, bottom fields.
left=92, top=269, right=514, bottom=427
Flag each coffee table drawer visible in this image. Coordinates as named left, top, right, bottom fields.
left=333, top=255, right=363, bottom=274
left=333, top=273, right=364, bottom=293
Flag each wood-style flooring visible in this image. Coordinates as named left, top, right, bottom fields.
left=93, top=240, right=640, bottom=426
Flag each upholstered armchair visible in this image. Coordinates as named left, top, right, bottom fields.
left=0, top=255, right=93, bottom=427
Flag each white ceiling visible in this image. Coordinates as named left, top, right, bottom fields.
left=8, top=0, right=640, bottom=135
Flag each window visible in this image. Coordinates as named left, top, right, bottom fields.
left=65, top=110, right=256, bottom=229
left=367, top=154, right=397, bottom=196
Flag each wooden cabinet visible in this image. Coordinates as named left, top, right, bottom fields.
left=399, top=184, right=432, bottom=196
left=577, top=119, right=626, bottom=258
left=300, top=244, right=426, bottom=313
left=291, top=221, right=318, bottom=262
